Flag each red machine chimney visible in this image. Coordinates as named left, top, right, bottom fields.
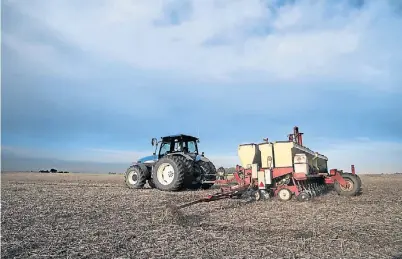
left=292, top=126, right=304, bottom=146
left=298, top=132, right=304, bottom=146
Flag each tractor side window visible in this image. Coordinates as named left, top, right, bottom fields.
left=187, top=141, right=196, bottom=153
left=159, top=142, right=171, bottom=155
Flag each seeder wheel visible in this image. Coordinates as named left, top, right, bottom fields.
left=253, top=190, right=262, bottom=201
left=342, top=173, right=362, bottom=190
left=297, top=191, right=310, bottom=202
left=334, top=174, right=361, bottom=197
left=277, top=188, right=292, bottom=201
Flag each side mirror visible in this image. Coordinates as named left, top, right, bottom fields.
left=151, top=138, right=157, bottom=146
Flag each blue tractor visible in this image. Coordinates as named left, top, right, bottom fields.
left=124, top=134, right=217, bottom=191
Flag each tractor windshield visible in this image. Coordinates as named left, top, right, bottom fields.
left=158, top=137, right=198, bottom=157
left=173, top=139, right=198, bottom=154
left=159, top=142, right=171, bottom=156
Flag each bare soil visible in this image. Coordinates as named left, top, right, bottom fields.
left=1, top=172, right=402, bottom=259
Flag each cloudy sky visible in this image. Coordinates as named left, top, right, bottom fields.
left=2, top=0, right=402, bottom=174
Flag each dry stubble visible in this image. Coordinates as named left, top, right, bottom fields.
left=1, top=173, right=402, bottom=259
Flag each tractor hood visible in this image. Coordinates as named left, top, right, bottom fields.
left=137, top=155, right=158, bottom=164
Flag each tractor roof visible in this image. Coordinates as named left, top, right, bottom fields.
left=161, top=134, right=199, bottom=141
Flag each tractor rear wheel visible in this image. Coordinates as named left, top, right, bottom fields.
left=334, top=173, right=361, bottom=196
left=198, top=160, right=217, bottom=189
left=125, top=166, right=147, bottom=189
left=151, top=156, right=187, bottom=191
left=185, top=163, right=203, bottom=190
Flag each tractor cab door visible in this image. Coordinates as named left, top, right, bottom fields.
left=159, top=142, right=172, bottom=157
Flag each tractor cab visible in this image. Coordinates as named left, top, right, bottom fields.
left=152, top=134, right=200, bottom=159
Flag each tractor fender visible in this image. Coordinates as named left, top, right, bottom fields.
left=166, top=153, right=194, bottom=161
left=196, top=155, right=210, bottom=162
left=182, top=154, right=195, bottom=161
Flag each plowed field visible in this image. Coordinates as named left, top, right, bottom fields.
left=1, top=173, right=402, bottom=259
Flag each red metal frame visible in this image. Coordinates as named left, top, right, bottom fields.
left=214, top=165, right=353, bottom=190
left=326, top=169, right=347, bottom=187
left=273, top=167, right=293, bottom=178
left=293, top=173, right=307, bottom=180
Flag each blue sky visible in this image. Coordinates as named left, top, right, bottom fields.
left=2, top=0, right=402, bottom=173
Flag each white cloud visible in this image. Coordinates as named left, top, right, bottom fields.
left=2, top=0, right=402, bottom=174
left=2, top=32, right=96, bottom=80
left=4, top=0, right=402, bottom=87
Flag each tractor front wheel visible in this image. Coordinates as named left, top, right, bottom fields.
left=151, top=156, right=186, bottom=191
left=125, top=166, right=147, bottom=189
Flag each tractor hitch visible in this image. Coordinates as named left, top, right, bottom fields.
left=176, top=184, right=254, bottom=209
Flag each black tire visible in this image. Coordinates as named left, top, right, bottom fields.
left=334, top=173, right=361, bottom=196
left=125, top=166, right=147, bottom=189
left=217, top=167, right=226, bottom=180
left=342, top=172, right=362, bottom=187
left=185, top=162, right=203, bottom=190
left=198, top=160, right=217, bottom=189
left=297, top=191, right=310, bottom=202
left=277, top=188, right=292, bottom=201
left=148, top=178, right=156, bottom=188
left=151, top=156, right=187, bottom=191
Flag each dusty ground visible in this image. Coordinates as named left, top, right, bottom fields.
left=1, top=172, right=402, bottom=259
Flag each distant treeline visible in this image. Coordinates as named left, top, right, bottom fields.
left=223, top=167, right=236, bottom=174
left=39, top=169, right=69, bottom=174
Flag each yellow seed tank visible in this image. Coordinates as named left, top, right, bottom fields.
left=238, top=141, right=328, bottom=174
